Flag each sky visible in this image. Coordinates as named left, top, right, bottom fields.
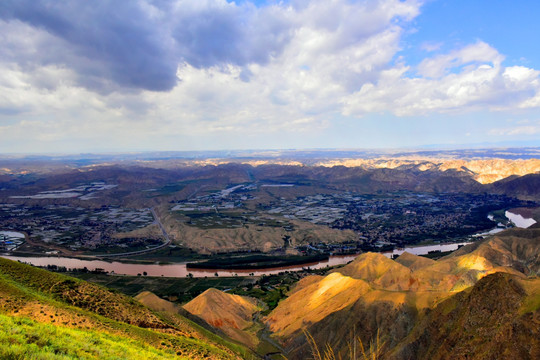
left=0, top=0, right=539, bottom=153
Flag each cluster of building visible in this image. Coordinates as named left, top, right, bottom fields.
left=0, top=203, right=154, bottom=252
left=170, top=183, right=529, bottom=250
left=332, top=192, right=525, bottom=247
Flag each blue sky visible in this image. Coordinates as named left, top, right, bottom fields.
left=0, top=0, right=539, bottom=153
left=402, top=1, right=540, bottom=67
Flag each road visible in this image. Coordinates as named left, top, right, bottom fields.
left=96, top=207, right=171, bottom=258
left=186, top=184, right=209, bottom=200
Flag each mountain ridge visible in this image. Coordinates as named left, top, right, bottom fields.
left=265, top=227, right=540, bottom=359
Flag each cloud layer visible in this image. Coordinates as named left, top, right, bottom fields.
left=0, top=0, right=539, bottom=152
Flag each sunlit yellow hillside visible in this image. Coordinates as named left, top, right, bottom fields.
left=266, top=272, right=370, bottom=338
left=394, top=251, right=436, bottom=271
left=266, top=227, right=540, bottom=359
left=184, top=288, right=262, bottom=348
left=315, top=158, right=540, bottom=184
left=330, top=252, right=413, bottom=290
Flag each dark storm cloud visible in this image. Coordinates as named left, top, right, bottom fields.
left=0, top=0, right=179, bottom=91
left=172, top=2, right=292, bottom=68
left=0, top=0, right=293, bottom=92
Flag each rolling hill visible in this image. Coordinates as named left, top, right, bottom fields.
left=0, top=257, right=251, bottom=359
left=391, top=272, right=540, bottom=360
left=265, top=227, right=540, bottom=359
left=183, top=289, right=262, bottom=349
left=9, top=224, right=535, bottom=359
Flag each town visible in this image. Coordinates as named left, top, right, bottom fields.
left=170, top=183, right=533, bottom=251
left=0, top=203, right=155, bottom=254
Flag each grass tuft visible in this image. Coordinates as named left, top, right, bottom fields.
left=303, top=328, right=387, bottom=360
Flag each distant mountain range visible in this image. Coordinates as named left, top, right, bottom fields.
left=1, top=146, right=540, bottom=162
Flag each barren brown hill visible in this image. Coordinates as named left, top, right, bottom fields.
left=114, top=223, right=163, bottom=241
left=135, top=290, right=181, bottom=314
left=183, top=288, right=262, bottom=348
left=251, top=163, right=481, bottom=193
left=330, top=252, right=414, bottom=291
left=266, top=272, right=371, bottom=339
left=266, top=228, right=540, bottom=359
left=265, top=253, right=448, bottom=358
left=394, top=251, right=436, bottom=271
left=445, top=227, right=540, bottom=276
left=161, top=210, right=357, bottom=254
left=489, top=173, right=540, bottom=200
left=315, top=158, right=540, bottom=184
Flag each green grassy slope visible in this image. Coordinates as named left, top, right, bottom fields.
left=0, top=314, right=184, bottom=360
left=0, top=257, right=252, bottom=359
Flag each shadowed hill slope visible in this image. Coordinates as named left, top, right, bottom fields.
left=489, top=173, right=540, bottom=200
left=391, top=273, right=540, bottom=360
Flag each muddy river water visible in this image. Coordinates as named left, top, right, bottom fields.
left=1, top=211, right=534, bottom=278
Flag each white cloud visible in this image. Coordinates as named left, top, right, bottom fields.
left=343, top=41, right=540, bottom=116
left=489, top=121, right=540, bottom=136
left=417, top=41, right=504, bottom=78
left=1, top=0, right=540, bottom=152
left=420, top=41, right=443, bottom=52
left=134, top=0, right=421, bottom=138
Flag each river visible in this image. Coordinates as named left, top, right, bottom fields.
left=1, top=211, right=535, bottom=278
left=1, top=242, right=471, bottom=278
left=505, top=211, right=537, bottom=228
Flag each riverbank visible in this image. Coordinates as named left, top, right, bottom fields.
left=1, top=240, right=473, bottom=278
left=186, top=254, right=329, bottom=270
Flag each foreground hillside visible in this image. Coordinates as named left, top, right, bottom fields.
left=139, top=288, right=283, bottom=357
left=264, top=227, right=540, bottom=359
left=0, top=314, right=182, bottom=359
left=0, top=257, right=252, bottom=359
left=151, top=226, right=539, bottom=359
